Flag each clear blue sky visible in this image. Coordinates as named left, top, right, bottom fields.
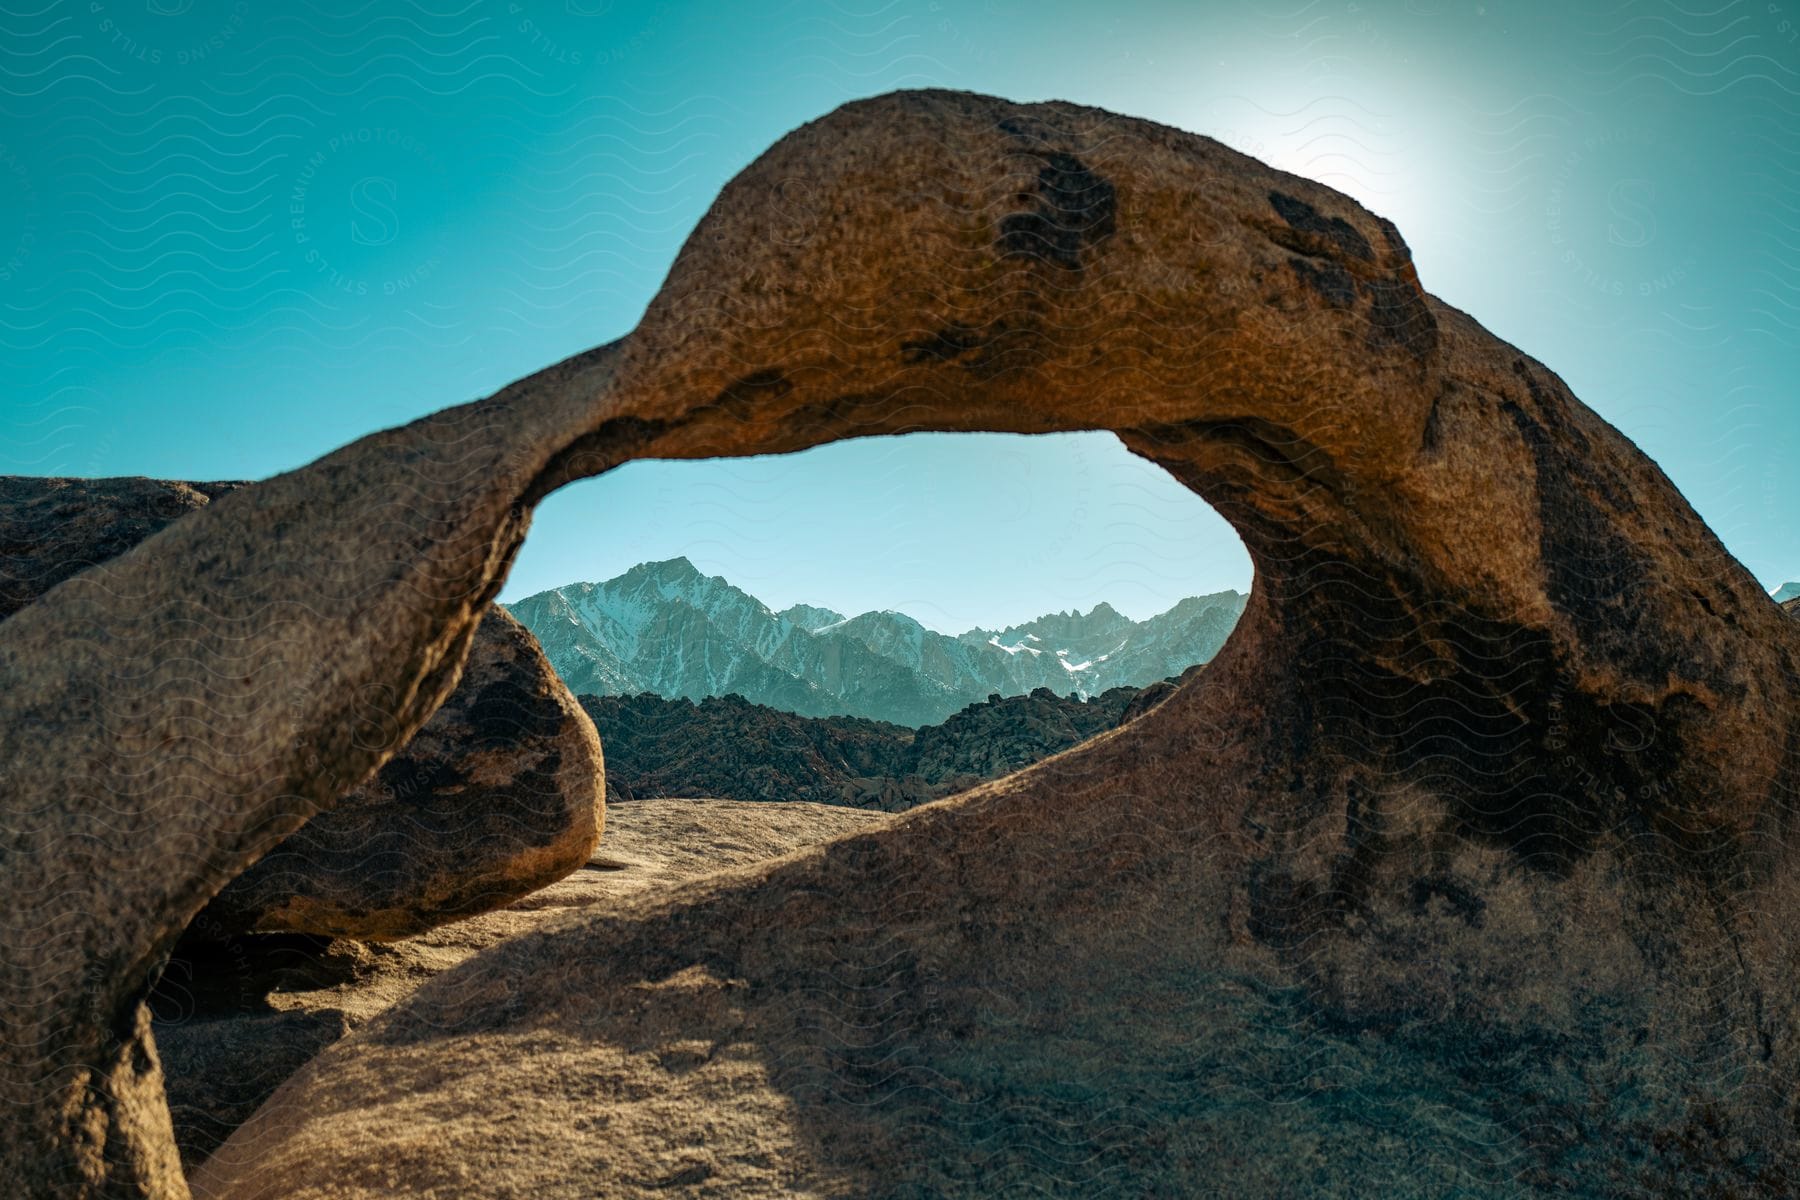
left=3, top=1, right=1794, bottom=632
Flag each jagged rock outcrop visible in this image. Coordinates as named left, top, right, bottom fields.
left=510, top=556, right=1242, bottom=726
left=581, top=682, right=1149, bottom=810
left=5, top=89, right=1800, bottom=1198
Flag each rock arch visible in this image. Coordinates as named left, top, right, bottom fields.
left=3, top=89, right=1797, bottom=1197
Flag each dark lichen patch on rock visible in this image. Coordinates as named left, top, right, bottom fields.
left=195, top=606, right=602, bottom=942
left=1267, top=189, right=1375, bottom=262
left=994, top=124, right=1116, bottom=271
left=708, top=368, right=793, bottom=419
left=1288, top=256, right=1359, bottom=308
left=1362, top=274, right=1438, bottom=357
left=1408, top=873, right=1488, bottom=929
left=1498, top=364, right=1706, bottom=697
left=467, top=671, right=570, bottom=749
left=1259, top=191, right=1438, bottom=358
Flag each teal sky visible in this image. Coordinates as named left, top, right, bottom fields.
left=3, top=1, right=1795, bottom=632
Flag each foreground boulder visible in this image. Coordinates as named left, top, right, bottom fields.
left=5, top=89, right=1800, bottom=1197
left=195, top=604, right=603, bottom=941
left=0, top=467, right=609, bottom=1195
left=0, top=476, right=605, bottom=944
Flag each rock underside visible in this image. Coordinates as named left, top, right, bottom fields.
left=3, top=89, right=1799, bottom=1198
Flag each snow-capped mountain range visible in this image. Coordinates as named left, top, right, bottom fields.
left=1773, top=582, right=1800, bottom=604
left=506, top=557, right=1246, bottom=728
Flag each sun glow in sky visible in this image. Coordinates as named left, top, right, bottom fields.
left=4, top=1, right=1795, bottom=631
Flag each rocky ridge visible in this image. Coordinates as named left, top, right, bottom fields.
left=509, top=556, right=1242, bottom=726
left=583, top=678, right=1168, bottom=810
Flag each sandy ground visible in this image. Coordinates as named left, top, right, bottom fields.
left=154, top=799, right=890, bottom=1167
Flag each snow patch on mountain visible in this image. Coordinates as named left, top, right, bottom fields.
left=509, top=559, right=1247, bottom=727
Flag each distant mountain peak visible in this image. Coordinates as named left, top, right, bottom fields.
left=1774, top=581, right=1800, bottom=603
left=630, top=556, right=703, bottom=580
left=508, top=562, right=1247, bottom=726
left=779, top=602, right=847, bottom=632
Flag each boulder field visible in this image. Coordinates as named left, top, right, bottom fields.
left=3, top=90, right=1798, bottom=1197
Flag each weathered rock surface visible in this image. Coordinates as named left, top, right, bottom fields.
left=0, top=392, right=622, bottom=1194
left=195, top=604, right=603, bottom=941
left=0, top=473, right=607, bottom=1178
left=0, top=476, right=247, bottom=621
left=148, top=799, right=879, bottom=1171
left=0, top=476, right=605, bottom=945
left=5, top=89, right=1800, bottom=1197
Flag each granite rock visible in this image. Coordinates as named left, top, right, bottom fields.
left=5, top=90, right=1799, bottom=1197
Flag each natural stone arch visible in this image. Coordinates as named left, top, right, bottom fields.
left=2, top=89, right=1797, bottom=1197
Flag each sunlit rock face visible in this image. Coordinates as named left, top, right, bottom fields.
left=4, top=90, right=1799, bottom=1198
left=194, top=603, right=603, bottom=943
left=0, top=476, right=604, bottom=948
